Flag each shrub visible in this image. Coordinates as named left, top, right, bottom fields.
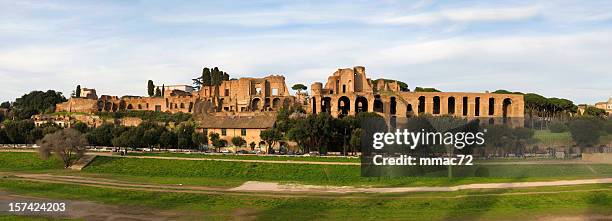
left=549, top=122, right=568, bottom=133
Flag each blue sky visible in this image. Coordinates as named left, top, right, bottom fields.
left=1, top=0, right=611, bottom=104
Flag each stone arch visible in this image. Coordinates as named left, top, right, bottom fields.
left=342, top=84, right=347, bottom=93
left=97, top=101, right=104, bottom=111
left=321, top=97, right=332, bottom=113
left=390, top=97, right=397, bottom=115
left=180, top=103, right=185, bottom=109
left=488, top=98, right=495, bottom=116
left=433, top=96, right=440, bottom=114
left=112, top=103, right=118, bottom=112
left=251, top=98, right=261, bottom=111
left=272, top=98, right=281, bottom=109
left=104, top=102, right=112, bottom=111
left=338, top=96, right=350, bottom=117
left=127, top=104, right=133, bottom=110
left=503, top=98, right=512, bottom=119
left=406, top=104, right=414, bottom=117
left=475, top=97, right=481, bottom=116
left=418, top=96, right=426, bottom=113
left=138, top=104, right=142, bottom=110
left=312, top=97, right=317, bottom=114
left=462, top=97, right=468, bottom=116
left=264, top=98, right=271, bottom=110
left=373, top=95, right=383, bottom=113
left=119, top=100, right=126, bottom=111
left=448, top=97, right=456, bottom=114
left=355, top=96, right=368, bottom=113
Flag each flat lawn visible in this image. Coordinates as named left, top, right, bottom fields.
left=0, top=180, right=610, bottom=221
left=128, top=152, right=361, bottom=162
left=2, top=152, right=611, bottom=187
left=534, top=130, right=573, bottom=146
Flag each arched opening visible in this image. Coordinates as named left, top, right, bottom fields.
left=112, top=103, right=118, bottom=112
left=503, top=98, right=512, bottom=123
left=97, top=101, right=104, bottom=111
left=488, top=98, right=495, bottom=115
left=312, top=97, right=317, bottom=114
left=418, top=96, right=426, bottom=113
left=355, top=96, right=368, bottom=113
left=462, top=97, right=468, bottom=116
left=272, top=98, right=281, bottom=109
left=264, top=98, right=271, bottom=110
left=338, top=96, right=350, bottom=117
left=448, top=97, right=456, bottom=114
left=251, top=98, right=261, bottom=111
left=433, top=96, right=440, bottom=114
left=119, top=100, right=126, bottom=111
left=475, top=97, right=481, bottom=116
left=321, top=97, right=332, bottom=113
left=138, top=104, right=142, bottom=110
left=180, top=103, right=185, bottom=109
left=390, top=97, right=397, bottom=115
left=373, top=95, right=383, bottom=113
left=342, top=85, right=346, bottom=93
left=127, top=104, right=133, bottom=110
left=104, top=102, right=112, bottom=111
left=406, top=104, right=414, bottom=117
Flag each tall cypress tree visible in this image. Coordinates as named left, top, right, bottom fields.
left=222, top=72, right=229, bottom=81
left=211, top=67, right=220, bottom=86
left=202, top=68, right=211, bottom=86
left=75, top=85, right=81, bottom=98
left=147, top=80, right=155, bottom=97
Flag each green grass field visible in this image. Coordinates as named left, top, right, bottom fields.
left=2, top=152, right=611, bottom=187
left=0, top=179, right=609, bottom=221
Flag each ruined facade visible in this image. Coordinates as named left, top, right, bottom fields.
left=310, top=66, right=524, bottom=126
left=56, top=66, right=525, bottom=132
left=594, top=97, right=612, bottom=116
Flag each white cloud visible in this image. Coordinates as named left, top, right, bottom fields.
left=373, top=6, right=540, bottom=25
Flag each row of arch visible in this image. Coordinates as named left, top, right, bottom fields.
left=250, top=97, right=293, bottom=111
left=312, top=95, right=514, bottom=118
left=97, top=100, right=194, bottom=113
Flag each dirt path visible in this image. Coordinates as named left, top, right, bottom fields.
left=4, top=173, right=612, bottom=196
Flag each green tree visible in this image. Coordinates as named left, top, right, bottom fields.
left=211, top=67, right=221, bottom=86
left=414, top=87, right=440, bottom=92
left=155, top=87, right=162, bottom=97
left=176, top=123, right=196, bottom=149
left=85, top=123, right=114, bottom=146
left=147, top=80, right=155, bottom=97
left=584, top=106, right=607, bottom=118
left=260, top=128, right=282, bottom=153
left=4, top=120, right=35, bottom=144
left=12, top=90, right=66, bottom=119
left=249, top=141, right=256, bottom=151
left=0, top=128, right=9, bottom=144
left=191, top=132, right=207, bottom=149
left=209, top=132, right=223, bottom=152
left=159, top=130, right=178, bottom=149
left=291, top=84, right=307, bottom=93
left=75, top=85, right=81, bottom=98
left=0, top=101, right=10, bottom=109
left=222, top=72, right=230, bottom=81
left=202, top=67, right=212, bottom=86
left=231, top=136, right=246, bottom=147
left=72, top=122, right=89, bottom=134
left=569, top=117, right=602, bottom=147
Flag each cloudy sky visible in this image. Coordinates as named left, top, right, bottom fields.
left=1, top=0, right=611, bottom=104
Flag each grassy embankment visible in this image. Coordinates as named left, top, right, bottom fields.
left=1, top=152, right=610, bottom=187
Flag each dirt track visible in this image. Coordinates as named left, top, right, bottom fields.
left=4, top=173, right=612, bottom=197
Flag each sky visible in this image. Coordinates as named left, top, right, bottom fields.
left=1, top=0, right=611, bottom=104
